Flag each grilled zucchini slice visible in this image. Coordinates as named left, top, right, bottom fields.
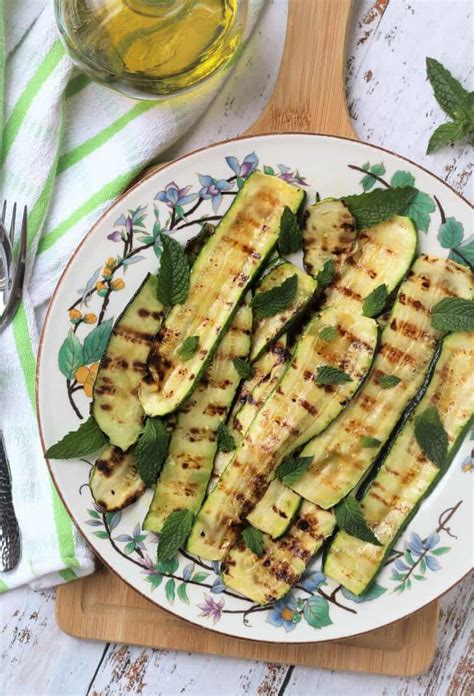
left=140, top=171, right=305, bottom=417
left=324, top=331, right=474, bottom=595
left=303, top=198, right=356, bottom=278
left=210, top=335, right=289, bottom=489
left=92, top=273, right=164, bottom=451
left=250, top=260, right=317, bottom=361
left=89, top=446, right=145, bottom=512
left=186, top=307, right=378, bottom=560
left=290, top=255, right=473, bottom=508
left=247, top=478, right=301, bottom=538
left=324, top=215, right=417, bottom=313
left=222, top=502, right=335, bottom=604
left=143, top=300, right=252, bottom=532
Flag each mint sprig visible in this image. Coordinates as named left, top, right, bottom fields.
left=276, top=455, right=313, bottom=487
left=316, top=365, right=353, bottom=385
left=278, top=206, right=303, bottom=254
left=233, top=358, right=254, bottom=380
left=431, top=297, right=474, bottom=332
left=343, top=187, right=417, bottom=229
left=157, top=509, right=194, bottom=562
left=45, top=416, right=108, bottom=459
left=241, top=525, right=265, bottom=557
left=378, top=374, right=401, bottom=389
left=319, top=325, right=337, bottom=342
left=362, top=283, right=388, bottom=317
left=316, top=259, right=335, bottom=288
left=216, top=422, right=236, bottom=453
left=426, top=58, right=473, bottom=154
left=414, top=406, right=449, bottom=469
left=360, top=436, right=381, bottom=449
left=135, top=417, right=170, bottom=487
left=252, top=274, right=298, bottom=319
left=156, top=233, right=190, bottom=306
left=335, top=497, right=382, bottom=546
left=179, top=335, right=199, bottom=361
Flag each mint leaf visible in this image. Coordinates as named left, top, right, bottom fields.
left=360, top=436, right=381, bottom=448
left=45, top=416, right=108, bottom=459
left=252, top=274, right=298, bottom=319
left=241, top=525, right=264, bottom=557
left=414, top=406, right=449, bottom=469
left=278, top=206, right=302, bottom=254
left=426, top=57, right=470, bottom=119
left=343, top=187, right=417, bottom=229
left=431, top=297, right=474, bottom=332
left=316, top=365, right=353, bottom=385
left=276, top=455, right=313, bottom=487
left=316, top=259, right=335, bottom=288
left=233, top=358, right=254, bottom=380
left=319, top=325, right=337, bottom=342
left=362, top=283, right=388, bottom=317
left=156, top=233, right=190, bottom=306
left=378, top=375, right=401, bottom=389
left=335, top=497, right=382, bottom=546
left=157, top=509, right=194, bottom=562
left=179, top=335, right=199, bottom=361
left=135, top=417, right=170, bottom=487
left=427, top=121, right=467, bottom=154
left=216, top=422, right=236, bottom=453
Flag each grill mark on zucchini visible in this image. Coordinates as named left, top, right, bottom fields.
left=324, top=332, right=474, bottom=595
left=290, top=255, right=473, bottom=509
left=140, top=172, right=305, bottom=417
left=89, top=446, right=145, bottom=512
left=143, top=301, right=252, bottom=533
left=187, top=308, right=378, bottom=560
left=303, top=198, right=357, bottom=278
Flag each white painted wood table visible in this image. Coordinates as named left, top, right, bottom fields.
left=1, top=1, right=472, bottom=694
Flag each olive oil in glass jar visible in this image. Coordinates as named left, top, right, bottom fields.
left=55, top=0, right=247, bottom=98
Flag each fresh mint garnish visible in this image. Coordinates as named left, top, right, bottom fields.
left=241, top=525, right=265, bottom=557
left=362, top=283, right=388, bottom=317
left=156, top=233, right=190, bottom=306
left=426, top=58, right=473, bottom=154
left=278, top=206, right=303, bottom=255
left=135, top=417, right=170, bottom=487
left=319, top=325, right=337, bottom=342
left=343, top=187, right=417, bottom=229
left=252, top=274, right=298, bottom=319
left=431, top=297, right=474, bottom=332
left=378, top=375, right=401, bottom=389
left=45, top=416, right=108, bottom=459
left=276, top=455, right=313, bottom=487
left=157, top=509, right=194, bottom=562
left=360, top=436, right=381, bottom=449
left=216, top=422, right=236, bottom=453
left=316, top=259, right=335, bottom=288
left=414, top=406, right=449, bottom=469
left=316, top=365, right=353, bottom=385
left=179, top=335, right=199, bottom=361
left=233, top=358, right=254, bottom=380
left=335, top=497, right=382, bottom=546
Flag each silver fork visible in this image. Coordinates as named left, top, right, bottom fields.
left=0, top=201, right=26, bottom=572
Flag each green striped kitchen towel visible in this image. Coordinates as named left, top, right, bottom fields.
left=0, top=0, right=263, bottom=591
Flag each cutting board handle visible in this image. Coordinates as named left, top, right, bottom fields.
left=246, top=0, right=355, bottom=139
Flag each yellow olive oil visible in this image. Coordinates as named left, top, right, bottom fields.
left=55, top=0, right=246, bottom=98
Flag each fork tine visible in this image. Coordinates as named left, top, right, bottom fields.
left=9, top=203, right=17, bottom=243
left=1, top=201, right=6, bottom=223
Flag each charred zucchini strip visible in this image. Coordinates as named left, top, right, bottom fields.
left=246, top=478, right=301, bottom=538
left=187, top=307, right=378, bottom=560
left=92, top=274, right=164, bottom=451
left=140, top=171, right=305, bottom=417
left=324, top=331, right=474, bottom=595
left=143, top=300, right=252, bottom=532
left=222, top=502, right=335, bottom=604
left=291, top=255, right=473, bottom=508
left=210, top=335, right=289, bottom=488
left=250, top=260, right=317, bottom=361
left=303, top=198, right=356, bottom=278
left=89, top=446, right=145, bottom=512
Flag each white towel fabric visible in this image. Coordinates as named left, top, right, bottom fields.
left=0, top=0, right=266, bottom=591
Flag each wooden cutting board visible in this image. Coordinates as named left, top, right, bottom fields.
left=56, top=0, right=440, bottom=675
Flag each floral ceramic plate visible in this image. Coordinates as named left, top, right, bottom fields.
left=37, top=134, right=473, bottom=643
